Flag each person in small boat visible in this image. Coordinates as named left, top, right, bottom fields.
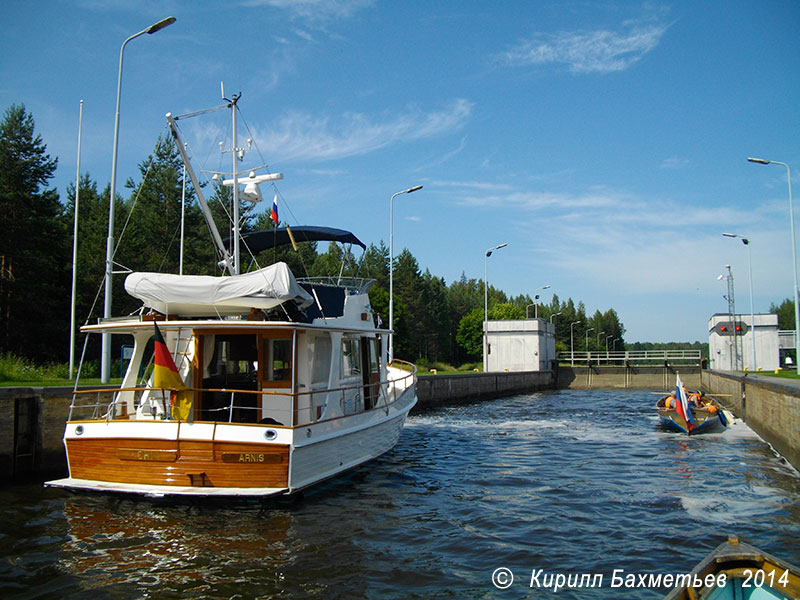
left=688, top=390, right=708, bottom=408
left=658, top=391, right=677, bottom=409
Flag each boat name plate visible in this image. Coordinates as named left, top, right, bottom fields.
left=117, top=449, right=178, bottom=462
left=221, top=452, right=283, bottom=464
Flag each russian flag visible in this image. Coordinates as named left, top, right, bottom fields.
left=270, top=194, right=279, bottom=225
left=675, top=374, right=694, bottom=432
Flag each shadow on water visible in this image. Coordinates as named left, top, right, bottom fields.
left=1, top=388, right=799, bottom=599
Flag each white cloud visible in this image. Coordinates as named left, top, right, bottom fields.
left=252, top=99, right=473, bottom=162
left=661, top=157, right=690, bottom=169
left=430, top=180, right=514, bottom=193
left=500, top=21, right=670, bottom=73
left=241, top=0, right=375, bottom=23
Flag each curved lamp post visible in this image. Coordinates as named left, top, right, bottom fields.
left=549, top=311, right=562, bottom=324
left=534, top=284, right=550, bottom=318
left=101, top=16, right=176, bottom=383
left=483, top=243, right=507, bottom=371
left=748, top=157, right=799, bottom=374
left=388, top=184, right=423, bottom=363
left=585, top=327, right=594, bottom=354
left=723, top=232, right=757, bottom=370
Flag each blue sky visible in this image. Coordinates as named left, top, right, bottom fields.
left=2, top=1, right=799, bottom=343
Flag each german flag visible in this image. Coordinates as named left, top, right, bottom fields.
left=153, top=321, right=192, bottom=420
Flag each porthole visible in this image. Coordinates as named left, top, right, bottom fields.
left=75, top=425, right=84, bottom=436
left=264, top=429, right=277, bottom=441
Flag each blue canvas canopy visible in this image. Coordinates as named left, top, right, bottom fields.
left=234, top=226, right=367, bottom=254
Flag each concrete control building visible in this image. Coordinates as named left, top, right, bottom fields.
left=708, top=313, right=779, bottom=371
left=485, top=319, right=556, bottom=372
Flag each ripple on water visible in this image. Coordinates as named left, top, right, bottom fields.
left=1, top=388, right=798, bottom=599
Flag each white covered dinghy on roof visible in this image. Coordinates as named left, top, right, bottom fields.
left=124, top=262, right=314, bottom=316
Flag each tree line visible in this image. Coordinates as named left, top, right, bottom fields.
left=2, top=104, right=791, bottom=367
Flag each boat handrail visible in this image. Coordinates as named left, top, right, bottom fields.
left=297, top=276, right=375, bottom=294
left=69, top=362, right=417, bottom=426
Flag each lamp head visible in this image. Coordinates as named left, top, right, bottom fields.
left=147, top=17, right=176, bottom=34
left=747, top=157, right=770, bottom=165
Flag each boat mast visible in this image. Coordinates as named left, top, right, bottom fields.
left=230, top=92, right=241, bottom=275
left=165, top=112, right=235, bottom=275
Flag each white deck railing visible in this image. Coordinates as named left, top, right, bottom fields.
left=557, top=350, right=703, bottom=365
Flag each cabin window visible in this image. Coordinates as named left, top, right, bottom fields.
left=341, top=337, right=361, bottom=377
left=311, top=335, right=332, bottom=385
left=264, top=338, right=293, bottom=382
left=369, top=338, right=380, bottom=373
left=208, top=335, right=258, bottom=381
left=200, top=334, right=259, bottom=423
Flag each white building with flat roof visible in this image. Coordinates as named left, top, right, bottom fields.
left=485, top=319, right=556, bottom=372
left=708, top=313, right=779, bottom=371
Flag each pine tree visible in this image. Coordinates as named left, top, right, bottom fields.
left=0, top=104, right=67, bottom=361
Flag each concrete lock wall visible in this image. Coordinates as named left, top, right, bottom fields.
left=416, top=371, right=554, bottom=408
left=0, top=387, right=72, bottom=481
left=701, top=370, right=800, bottom=471
left=555, top=365, right=701, bottom=391
left=0, top=386, right=116, bottom=483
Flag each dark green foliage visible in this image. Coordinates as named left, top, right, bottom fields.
left=0, top=105, right=68, bottom=361
left=770, top=298, right=795, bottom=331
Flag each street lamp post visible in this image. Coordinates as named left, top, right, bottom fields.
left=101, top=16, right=176, bottom=383
left=549, top=311, right=562, bottom=323
left=723, top=233, right=757, bottom=370
left=570, top=320, right=581, bottom=366
left=533, top=284, right=550, bottom=318
left=388, top=184, right=423, bottom=363
left=748, top=157, right=799, bottom=374
left=586, top=327, right=594, bottom=356
left=597, top=331, right=605, bottom=346
left=484, top=243, right=508, bottom=371
left=606, top=335, right=613, bottom=355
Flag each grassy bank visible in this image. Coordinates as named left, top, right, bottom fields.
left=0, top=353, right=121, bottom=387
left=751, top=368, right=800, bottom=381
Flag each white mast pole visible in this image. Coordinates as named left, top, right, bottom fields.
left=69, top=99, right=83, bottom=378
left=179, top=155, right=186, bottom=275
left=231, top=94, right=241, bottom=275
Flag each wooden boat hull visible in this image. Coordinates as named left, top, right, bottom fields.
left=47, top=386, right=416, bottom=498
left=663, top=536, right=800, bottom=599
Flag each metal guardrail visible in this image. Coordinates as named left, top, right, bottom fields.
left=557, top=350, right=703, bottom=365
left=68, top=360, right=417, bottom=428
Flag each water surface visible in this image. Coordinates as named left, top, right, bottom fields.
left=1, top=389, right=798, bottom=598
